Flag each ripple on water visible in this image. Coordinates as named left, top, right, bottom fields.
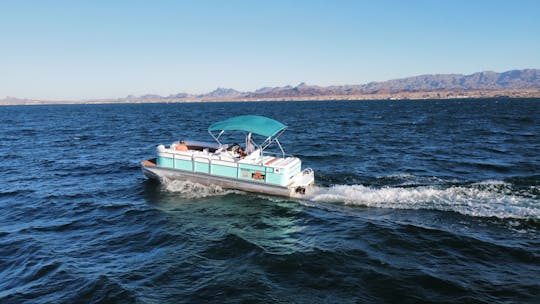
left=0, top=100, right=539, bottom=303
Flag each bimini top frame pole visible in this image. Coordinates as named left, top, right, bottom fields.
left=275, top=139, right=286, bottom=158
left=209, top=130, right=225, bottom=146
left=259, top=127, right=286, bottom=157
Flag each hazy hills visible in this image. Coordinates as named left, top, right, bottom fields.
left=359, top=69, right=540, bottom=93
left=120, top=68, right=540, bottom=101
left=2, top=69, right=539, bottom=105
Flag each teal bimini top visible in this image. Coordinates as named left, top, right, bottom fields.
left=208, top=115, right=287, bottom=138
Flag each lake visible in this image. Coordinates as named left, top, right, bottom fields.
left=0, top=99, right=539, bottom=303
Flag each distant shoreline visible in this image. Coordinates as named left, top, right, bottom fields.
left=3, top=69, right=540, bottom=106
left=2, top=89, right=540, bottom=106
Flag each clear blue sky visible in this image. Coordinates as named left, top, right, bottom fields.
left=1, top=0, right=539, bottom=100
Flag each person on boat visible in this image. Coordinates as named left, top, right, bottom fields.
left=175, top=140, right=189, bottom=151
left=238, top=147, right=247, bottom=159
left=228, top=143, right=239, bottom=153
left=228, top=143, right=246, bottom=158
left=245, top=132, right=255, bottom=154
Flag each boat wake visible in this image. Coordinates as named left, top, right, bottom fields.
left=161, top=179, right=239, bottom=199
left=160, top=177, right=539, bottom=220
left=305, top=182, right=540, bottom=220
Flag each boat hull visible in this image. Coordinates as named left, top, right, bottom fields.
left=142, top=160, right=313, bottom=198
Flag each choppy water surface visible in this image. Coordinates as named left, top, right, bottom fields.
left=1, top=99, right=539, bottom=303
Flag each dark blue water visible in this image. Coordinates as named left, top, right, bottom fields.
left=1, top=99, right=539, bottom=303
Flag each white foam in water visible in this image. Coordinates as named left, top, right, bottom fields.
left=305, top=183, right=540, bottom=219
left=472, top=179, right=510, bottom=186
left=160, top=177, right=538, bottom=219
left=162, top=179, right=238, bottom=199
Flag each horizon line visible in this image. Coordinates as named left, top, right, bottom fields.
left=3, top=67, right=539, bottom=102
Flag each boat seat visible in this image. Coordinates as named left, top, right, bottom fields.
left=244, top=149, right=261, bottom=161
left=214, top=144, right=229, bottom=154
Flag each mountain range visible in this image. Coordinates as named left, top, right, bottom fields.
left=120, top=69, right=540, bottom=101
left=2, top=69, right=539, bottom=105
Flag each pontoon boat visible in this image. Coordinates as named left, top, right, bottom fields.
left=141, top=115, right=315, bottom=197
